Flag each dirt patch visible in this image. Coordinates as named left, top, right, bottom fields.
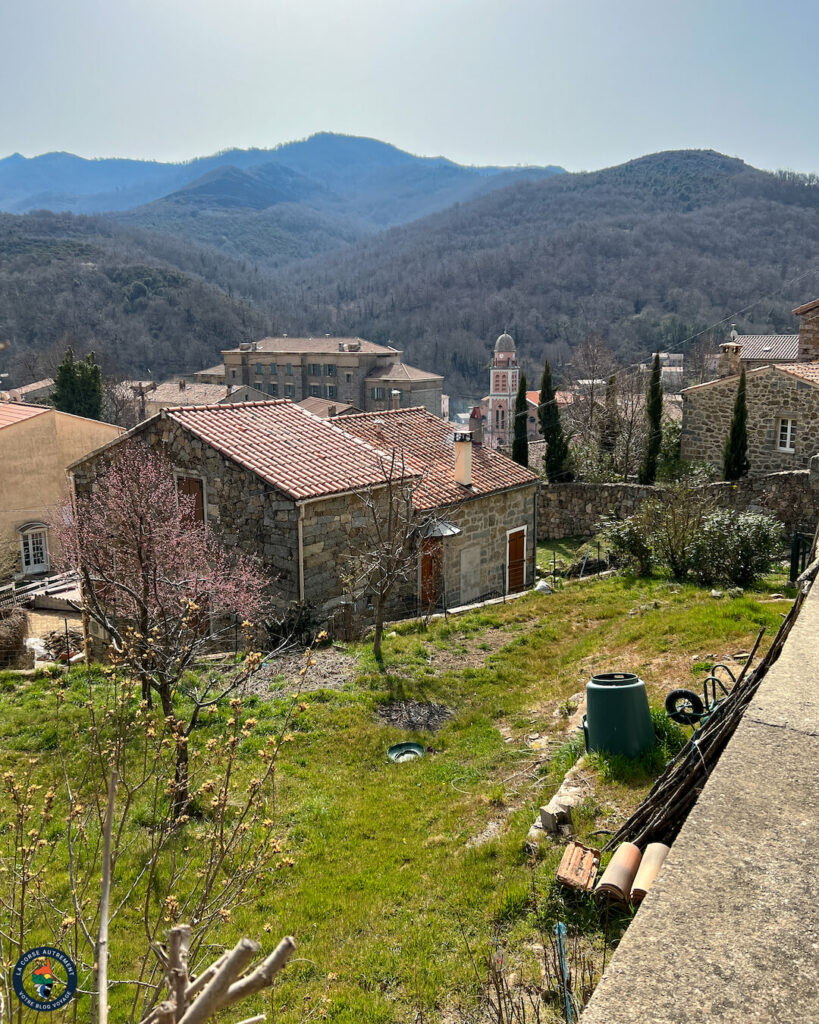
left=428, top=621, right=531, bottom=673
left=241, top=644, right=359, bottom=699
left=376, top=700, right=452, bottom=733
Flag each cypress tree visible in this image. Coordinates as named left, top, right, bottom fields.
left=512, top=373, right=529, bottom=467
left=638, top=353, right=663, bottom=484
left=723, top=367, right=750, bottom=480
left=601, top=374, right=618, bottom=454
left=539, top=359, right=573, bottom=482
left=53, top=348, right=103, bottom=420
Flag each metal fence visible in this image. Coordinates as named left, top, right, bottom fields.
left=327, top=559, right=536, bottom=640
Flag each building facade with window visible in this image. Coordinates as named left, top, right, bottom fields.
left=680, top=362, right=819, bottom=474
left=200, top=337, right=444, bottom=415
left=0, top=404, right=123, bottom=583
left=69, top=402, right=537, bottom=629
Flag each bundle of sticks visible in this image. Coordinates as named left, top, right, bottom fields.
left=605, top=564, right=815, bottom=852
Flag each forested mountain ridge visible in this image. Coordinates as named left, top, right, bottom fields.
left=0, top=212, right=273, bottom=381
left=2, top=148, right=819, bottom=402
left=265, top=150, right=819, bottom=401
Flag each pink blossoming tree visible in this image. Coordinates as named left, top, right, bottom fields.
left=54, top=441, right=273, bottom=812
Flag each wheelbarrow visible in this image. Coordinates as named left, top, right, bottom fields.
left=664, top=662, right=736, bottom=727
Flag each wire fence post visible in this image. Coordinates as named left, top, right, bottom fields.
left=552, top=550, right=557, bottom=590
left=597, top=541, right=601, bottom=575
left=64, top=616, right=70, bottom=675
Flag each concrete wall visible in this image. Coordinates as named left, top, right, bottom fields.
left=0, top=410, right=122, bottom=582
left=681, top=368, right=819, bottom=474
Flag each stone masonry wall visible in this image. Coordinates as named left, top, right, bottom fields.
left=681, top=368, right=819, bottom=473
left=439, top=484, right=538, bottom=607
left=537, top=464, right=819, bottom=540
left=72, top=420, right=303, bottom=606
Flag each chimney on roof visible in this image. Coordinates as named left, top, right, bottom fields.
left=453, top=431, right=473, bottom=487
left=797, top=306, right=819, bottom=362
left=718, top=341, right=742, bottom=378
left=239, top=342, right=251, bottom=351
left=328, top=405, right=336, bottom=417
left=338, top=342, right=345, bottom=352
left=468, top=406, right=483, bottom=444
left=178, top=379, right=186, bottom=391
left=390, top=389, right=400, bottom=411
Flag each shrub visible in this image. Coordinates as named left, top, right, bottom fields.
left=599, top=513, right=654, bottom=575
left=689, top=509, right=783, bottom=586
left=0, top=608, right=28, bottom=669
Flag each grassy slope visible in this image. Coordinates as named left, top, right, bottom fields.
left=0, top=573, right=790, bottom=1022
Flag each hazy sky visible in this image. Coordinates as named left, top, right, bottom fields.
left=0, top=0, right=814, bottom=172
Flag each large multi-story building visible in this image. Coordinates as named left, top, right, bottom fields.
left=195, top=337, right=444, bottom=416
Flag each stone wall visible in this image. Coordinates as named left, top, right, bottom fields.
left=498, top=439, right=545, bottom=473
left=72, top=419, right=303, bottom=606
left=438, top=484, right=538, bottom=607
left=538, top=482, right=658, bottom=539
left=681, top=367, right=819, bottom=474
left=537, top=463, right=819, bottom=539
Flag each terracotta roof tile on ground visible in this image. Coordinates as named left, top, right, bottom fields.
left=227, top=337, right=399, bottom=355
left=734, top=335, right=799, bottom=361
left=0, top=402, right=50, bottom=428
left=366, top=362, right=443, bottom=381
left=340, top=407, right=539, bottom=510
left=167, top=401, right=403, bottom=501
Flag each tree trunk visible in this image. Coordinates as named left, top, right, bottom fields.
left=173, top=732, right=189, bottom=820
left=373, top=600, right=385, bottom=661
left=96, top=771, right=118, bottom=1024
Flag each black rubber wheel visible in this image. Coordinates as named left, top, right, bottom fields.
left=665, top=688, right=705, bottom=726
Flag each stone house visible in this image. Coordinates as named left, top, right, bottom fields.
left=715, top=295, right=819, bottom=377
left=69, top=401, right=538, bottom=630
left=0, top=403, right=123, bottom=583
left=681, top=362, right=819, bottom=473
left=194, top=336, right=444, bottom=416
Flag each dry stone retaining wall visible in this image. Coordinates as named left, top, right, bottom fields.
left=537, top=462, right=819, bottom=539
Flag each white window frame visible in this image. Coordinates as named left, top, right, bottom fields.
left=505, top=524, right=527, bottom=594
left=777, top=417, right=796, bottom=452
left=18, top=523, right=50, bottom=576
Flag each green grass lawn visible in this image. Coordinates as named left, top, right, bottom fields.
left=0, top=570, right=792, bottom=1023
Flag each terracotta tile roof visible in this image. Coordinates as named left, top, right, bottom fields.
left=792, top=297, right=819, bottom=316
left=734, top=335, right=799, bottom=361
left=150, top=381, right=234, bottom=405
left=227, top=337, right=399, bottom=355
left=196, top=363, right=225, bottom=376
left=366, top=362, right=443, bottom=382
left=166, top=400, right=403, bottom=501
left=0, top=402, right=50, bottom=428
left=339, top=407, right=539, bottom=510
left=777, top=362, right=819, bottom=386
left=297, top=397, right=360, bottom=417
left=682, top=361, right=819, bottom=394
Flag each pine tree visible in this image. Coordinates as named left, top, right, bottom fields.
left=538, top=359, right=573, bottom=482
left=512, top=373, right=529, bottom=467
left=638, top=353, right=663, bottom=484
left=723, top=367, right=750, bottom=480
left=53, top=348, right=103, bottom=420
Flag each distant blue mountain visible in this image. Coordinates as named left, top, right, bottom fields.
left=0, top=132, right=564, bottom=218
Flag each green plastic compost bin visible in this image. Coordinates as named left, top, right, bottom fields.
left=583, top=672, right=655, bottom=758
